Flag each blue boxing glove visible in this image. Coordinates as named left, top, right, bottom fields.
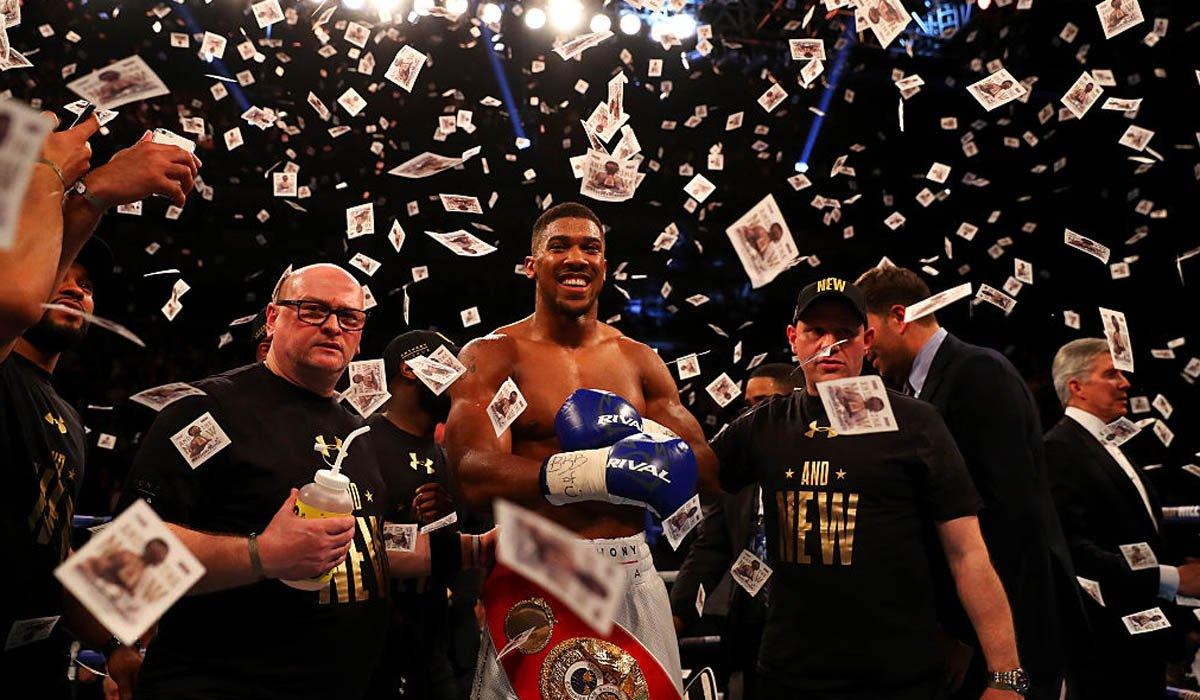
left=540, top=433, right=698, bottom=518
left=554, top=388, right=644, bottom=450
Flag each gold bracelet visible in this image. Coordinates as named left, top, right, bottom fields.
left=36, top=157, right=69, bottom=192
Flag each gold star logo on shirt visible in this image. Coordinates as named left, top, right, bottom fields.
left=835, top=469, right=846, bottom=480
left=365, top=490, right=373, bottom=503
left=784, top=469, right=795, bottom=479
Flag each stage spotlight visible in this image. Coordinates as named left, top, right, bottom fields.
left=590, top=13, right=611, bottom=33
left=619, top=13, right=641, bottom=35
left=795, top=161, right=809, bottom=173
left=481, top=2, right=503, bottom=23
left=665, top=12, right=696, bottom=38
left=446, top=0, right=468, bottom=15
left=412, top=0, right=433, bottom=14
left=342, top=0, right=366, bottom=9
left=524, top=7, right=546, bottom=29
left=548, top=0, right=583, bottom=31
left=648, top=14, right=668, bottom=41
left=977, top=0, right=991, bottom=7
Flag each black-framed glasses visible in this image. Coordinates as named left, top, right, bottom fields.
left=275, top=300, right=369, bottom=332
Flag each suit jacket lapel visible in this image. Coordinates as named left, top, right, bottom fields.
left=916, top=331, right=958, bottom=402
left=1060, top=418, right=1161, bottom=534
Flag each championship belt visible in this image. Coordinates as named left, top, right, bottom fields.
left=482, top=562, right=682, bottom=700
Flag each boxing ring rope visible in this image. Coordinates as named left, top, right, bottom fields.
left=1162, top=507, right=1200, bottom=523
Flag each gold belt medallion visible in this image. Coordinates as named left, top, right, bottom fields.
left=538, top=637, right=649, bottom=700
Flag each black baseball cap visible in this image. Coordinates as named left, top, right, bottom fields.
left=792, top=276, right=868, bottom=326
left=249, top=307, right=270, bottom=344
left=383, top=330, right=460, bottom=384
left=74, top=236, right=115, bottom=289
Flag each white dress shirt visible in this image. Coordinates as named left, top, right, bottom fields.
left=906, top=327, right=948, bottom=398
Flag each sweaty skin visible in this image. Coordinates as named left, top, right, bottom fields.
left=446, top=214, right=719, bottom=538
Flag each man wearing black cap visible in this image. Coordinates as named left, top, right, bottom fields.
left=250, top=307, right=272, bottom=363
left=710, top=276, right=1027, bottom=699
left=369, top=330, right=462, bottom=699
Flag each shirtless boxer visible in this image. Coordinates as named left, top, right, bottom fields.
left=446, top=202, right=719, bottom=699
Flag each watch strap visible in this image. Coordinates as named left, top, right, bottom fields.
left=71, top=179, right=111, bottom=213
left=987, top=669, right=1028, bottom=694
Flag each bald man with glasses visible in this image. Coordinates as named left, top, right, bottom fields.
left=119, top=264, right=493, bottom=700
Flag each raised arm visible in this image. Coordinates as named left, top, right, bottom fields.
left=635, top=342, right=721, bottom=496
left=59, top=131, right=203, bottom=267
left=0, top=115, right=96, bottom=354
left=445, top=335, right=543, bottom=512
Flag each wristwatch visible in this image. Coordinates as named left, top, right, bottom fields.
left=987, top=668, right=1030, bottom=695
left=70, top=178, right=112, bottom=213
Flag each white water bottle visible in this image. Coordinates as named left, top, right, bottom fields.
left=281, top=425, right=370, bottom=591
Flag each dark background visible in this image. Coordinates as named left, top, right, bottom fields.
left=8, top=0, right=1199, bottom=513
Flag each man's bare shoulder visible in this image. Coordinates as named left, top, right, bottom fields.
left=458, top=331, right=519, bottom=373
left=612, top=331, right=669, bottom=376
left=491, top=315, right=537, bottom=339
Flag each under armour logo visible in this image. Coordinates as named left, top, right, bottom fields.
left=409, top=452, right=434, bottom=475
left=313, top=435, right=345, bottom=467
left=804, top=421, right=838, bottom=439
left=44, top=413, right=66, bottom=435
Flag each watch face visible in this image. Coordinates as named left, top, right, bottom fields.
left=1013, top=670, right=1030, bottom=692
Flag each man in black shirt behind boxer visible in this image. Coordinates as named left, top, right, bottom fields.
left=368, top=330, right=460, bottom=699
left=711, top=277, right=1027, bottom=699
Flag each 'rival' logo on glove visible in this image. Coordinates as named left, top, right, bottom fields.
left=597, top=414, right=642, bottom=428
left=606, top=458, right=672, bottom=483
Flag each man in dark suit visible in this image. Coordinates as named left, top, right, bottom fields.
left=1045, top=337, right=1200, bottom=697
left=855, top=266, right=1084, bottom=700
left=669, top=363, right=795, bottom=700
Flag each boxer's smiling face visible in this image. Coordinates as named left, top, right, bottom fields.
left=526, top=216, right=607, bottom=318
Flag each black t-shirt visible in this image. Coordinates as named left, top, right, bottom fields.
left=367, top=414, right=447, bottom=530
left=712, top=389, right=981, bottom=692
left=365, top=415, right=454, bottom=695
left=1, top=353, right=86, bottom=680
left=120, top=363, right=395, bottom=700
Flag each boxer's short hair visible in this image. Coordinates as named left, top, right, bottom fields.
left=854, top=266, right=933, bottom=318
left=531, top=202, right=604, bottom=254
